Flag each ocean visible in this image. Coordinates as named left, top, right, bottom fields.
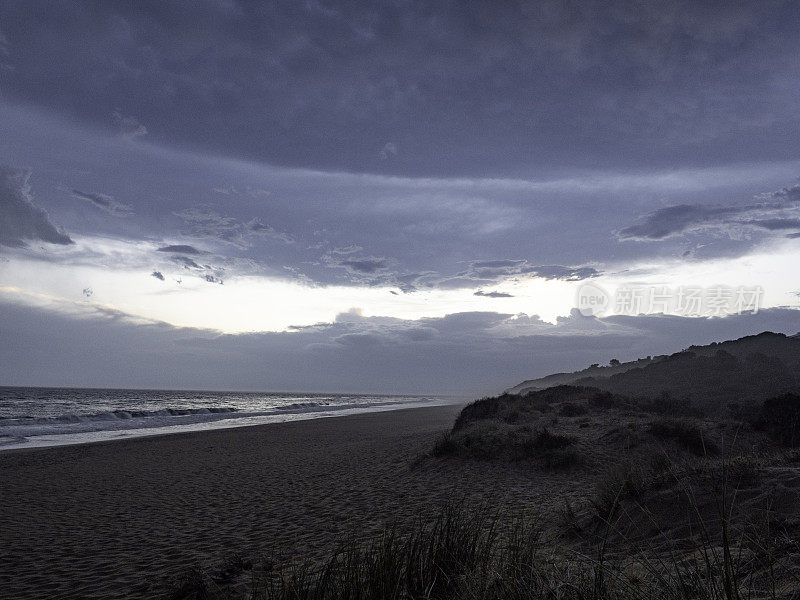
left=0, top=387, right=455, bottom=450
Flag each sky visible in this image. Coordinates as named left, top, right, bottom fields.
left=1, top=0, right=799, bottom=395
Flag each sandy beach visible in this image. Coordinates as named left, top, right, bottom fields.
left=0, top=403, right=571, bottom=599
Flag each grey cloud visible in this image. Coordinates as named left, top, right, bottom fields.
left=474, top=290, right=514, bottom=298
left=464, top=261, right=599, bottom=284
left=379, top=142, right=398, bottom=160
left=0, top=167, right=72, bottom=248
left=70, top=189, right=132, bottom=216
left=151, top=271, right=165, bottom=281
left=113, top=111, right=147, bottom=140
left=321, top=250, right=393, bottom=283
left=2, top=296, right=799, bottom=395
left=0, top=26, right=11, bottom=72
left=176, top=208, right=292, bottom=247
left=327, top=245, right=362, bottom=256
left=212, top=185, right=271, bottom=198
left=618, top=205, right=737, bottom=240
left=168, top=253, right=226, bottom=285
left=8, top=98, right=800, bottom=290
left=523, top=265, right=599, bottom=281
left=172, top=255, right=202, bottom=269
left=680, top=239, right=755, bottom=261
left=471, top=260, right=523, bottom=269
left=176, top=208, right=241, bottom=243
left=429, top=276, right=496, bottom=290
left=402, top=327, right=438, bottom=341
left=388, top=261, right=598, bottom=294
left=786, top=232, right=800, bottom=239
left=157, top=244, right=205, bottom=255
left=745, top=218, right=800, bottom=231
left=417, top=311, right=516, bottom=336
left=4, top=2, right=800, bottom=176
left=247, top=218, right=294, bottom=243
left=619, top=180, right=800, bottom=243
left=333, top=332, right=384, bottom=347
left=339, top=258, right=387, bottom=274
left=764, top=184, right=800, bottom=203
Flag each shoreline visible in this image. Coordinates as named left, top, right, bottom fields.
left=0, top=396, right=466, bottom=453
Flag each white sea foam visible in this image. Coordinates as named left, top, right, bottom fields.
left=0, top=388, right=459, bottom=451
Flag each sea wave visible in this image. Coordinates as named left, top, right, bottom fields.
left=0, top=399, right=404, bottom=440
left=0, top=389, right=454, bottom=451
left=0, top=406, right=239, bottom=426
left=0, top=406, right=246, bottom=439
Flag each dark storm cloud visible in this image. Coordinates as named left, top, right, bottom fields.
left=0, top=167, right=72, bottom=248
left=171, top=255, right=202, bottom=269
left=619, top=181, right=800, bottom=242
left=745, top=218, right=800, bottom=231
left=2, top=1, right=800, bottom=176
left=70, top=189, right=132, bottom=216
left=151, top=271, right=165, bottom=281
left=474, top=290, right=514, bottom=298
left=618, top=205, right=737, bottom=240
left=157, top=244, right=205, bottom=255
left=320, top=250, right=394, bottom=283
left=166, top=252, right=227, bottom=285
left=5, top=98, right=800, bottom=290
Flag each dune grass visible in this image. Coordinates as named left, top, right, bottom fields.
left=172, top=455, right=797, bottom=600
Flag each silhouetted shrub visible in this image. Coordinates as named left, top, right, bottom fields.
left=640, top=392, right=704, bottom=417
left=588, top=391, right=631, bottom=409
left=755, top=393, right=800, bottom=447
left=560, top=402, right=588, bottom=417
left=431, top=432, right=459, bottom=457
left=591, top=462, right=648, bottom=522
left=539, top=448, right=580, bottom=470
left=454, top=386, right=606, bottom=431
left=649, top=418, right=718, bottom=456
left=532, top=427, right=572, bottom=449
left=430, top=423, right=575, bottom=465
left=453, top=396, right=504, bottom=430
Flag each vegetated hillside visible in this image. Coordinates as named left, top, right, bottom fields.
left=505, top=356, right=665, bottom=394
left=509, top=332, right=800, bottom=409
left=421, top=380, right=800, bottom=598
